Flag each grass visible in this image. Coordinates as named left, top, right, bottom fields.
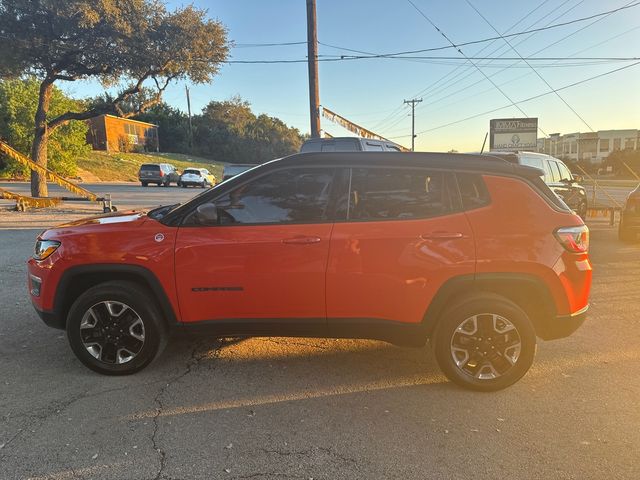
left=77, top=151, right=225, bottom=182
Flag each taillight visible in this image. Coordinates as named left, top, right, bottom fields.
left=554, top=225, right=589, bottom=253
left=159, top=170, right=164, bottom=177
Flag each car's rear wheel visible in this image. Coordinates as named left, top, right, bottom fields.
left=433, top=294, right=536, bottom=391
left=141, top=182, right=148, bottom=187
left=201, top=181, right=206, bottom=188
left=66, top=281, right=168, bottom=375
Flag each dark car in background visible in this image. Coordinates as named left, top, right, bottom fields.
left=485, top=152, right=588, bottom=218
left=300, top=137, right=404, bottom=153
left=138, top=163, right=180, bottom=187
left=619, top=184, right=640, bottom=242
left=222, top=164, right=258, bottom=181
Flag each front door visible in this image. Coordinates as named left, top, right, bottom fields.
left=175, top=167, right=340, bottom=323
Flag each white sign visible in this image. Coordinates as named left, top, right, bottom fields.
left=490, top=118, right=538, bottom=152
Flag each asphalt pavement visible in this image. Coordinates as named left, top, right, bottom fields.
left=1, top=194, right=640, bottom=479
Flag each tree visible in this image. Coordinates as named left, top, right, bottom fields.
left=134, top=102, right=190, bottom=153
left=0, top=0, right=228, bottom=196
left=0, top=78, right=90, bottom=177
left=191, top=97, right=304, bottom=163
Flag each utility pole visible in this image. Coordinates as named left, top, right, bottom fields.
left=306, top=0, right=321, bottom=138
left=404, top=98, right=422, bottom=151
left=185, top=85, right=193, bottom=150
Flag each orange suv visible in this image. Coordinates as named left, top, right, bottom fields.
left=28, top=152, right=591, bottom=391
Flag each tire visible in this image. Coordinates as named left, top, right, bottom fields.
left=201, top=181, right=206, bottom=189
left=141, top=182, right=148, bottom=187
left=433, top=294, right=536, bottom=392
left=66, top=281, right=168, bottom=375
left=181, top=183, right=187, bottom=188
left=157, top=182, right=161, bottom=187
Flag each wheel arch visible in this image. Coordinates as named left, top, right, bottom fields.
left=423, top=273, right=557, bottom=340
left=54, top=264, right=178, bottom=329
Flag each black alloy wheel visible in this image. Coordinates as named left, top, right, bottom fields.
left=67, top=281, right=167, bottom=375
left=434, top=294, right=536, bottom=391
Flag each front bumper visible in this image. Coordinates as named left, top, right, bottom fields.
left=32, top=301, right=65, bottom=330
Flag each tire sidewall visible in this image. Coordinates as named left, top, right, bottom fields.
left=66, top=282, right=166, bottom=375
left=434, top=295, right=536, bottom=391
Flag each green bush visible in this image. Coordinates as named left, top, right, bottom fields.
left=0, top=78, right=90, bottom=178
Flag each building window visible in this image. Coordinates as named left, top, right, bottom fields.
left=599, top=139, right=609, bottom=152
left=124, top=123, right=139, bottom=144
left=625, top=138, right=635, bottom=150
left=613, top=138, right=621, bottom=151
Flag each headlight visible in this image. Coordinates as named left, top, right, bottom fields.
left=34, top=240, right=61, bottom=261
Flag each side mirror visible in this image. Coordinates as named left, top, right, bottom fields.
left=194, top=203, right=218, bottom=225
left=572, top=174, right=583, bottom=183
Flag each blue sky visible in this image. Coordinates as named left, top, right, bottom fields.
left=62, top=0, right=640, bottom=152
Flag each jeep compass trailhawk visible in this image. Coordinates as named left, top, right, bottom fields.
left=28, top=152, right=591, bottom=391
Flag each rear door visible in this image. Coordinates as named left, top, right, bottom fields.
left=175, top=166, right=342, bottom=324
left=326, top=166, right=475, bottom=326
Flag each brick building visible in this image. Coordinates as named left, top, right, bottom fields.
left=86, top=115, right=159, bottom=153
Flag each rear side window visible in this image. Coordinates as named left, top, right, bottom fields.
left=364, top=142, right=384, bottom=151
left=455, top=173, right=490, bottom=210
left=549, top=162, right=563, bottom=182
left=519, top=156, right=544, bottom=172
left=347, top=168, right=457, bottom=221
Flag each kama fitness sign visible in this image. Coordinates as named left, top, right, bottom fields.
left=489, top=118, right=538, bottom=151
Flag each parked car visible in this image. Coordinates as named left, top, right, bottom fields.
left=483, top=152, right=588, bottom=218
left=179, top=168, right=215, bottom=188
left=28, top=152, right=591, bottom=391
left=300, top=137, right=404, bottom=153
left=619, top=184, right=640, bottom=242
left=138, top=163, right=180, bottom=187
left=222, top=164, right=258, bottom=182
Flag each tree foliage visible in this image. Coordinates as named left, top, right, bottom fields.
left=134, top=96, right=303, bottom=163
left=0, top=78, right=89, bottom=177
left=602, top=149, right=640, bottom=178
left=0, top=0, right=229, bottom=196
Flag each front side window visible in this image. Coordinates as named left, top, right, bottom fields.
left=347, top=168, right=456, bottom=221
left=210, top=167, right=336, bottom=225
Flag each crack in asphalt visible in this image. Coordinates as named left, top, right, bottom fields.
left=149, top=339, right=224, bottom=480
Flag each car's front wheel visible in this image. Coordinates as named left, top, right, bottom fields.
left=66, top=281, right=168, bottom=375
left=433, top=294, right=536, bottom=391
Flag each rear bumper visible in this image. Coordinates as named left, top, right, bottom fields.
left=539, top=304, right=588, bottom=340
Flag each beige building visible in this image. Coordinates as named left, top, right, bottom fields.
left=537, top=129, right=639, bottom=164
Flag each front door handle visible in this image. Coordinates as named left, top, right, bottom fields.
left=282, top=236, right=322, bottom=245
left=420, top=232, right=465, bottom=241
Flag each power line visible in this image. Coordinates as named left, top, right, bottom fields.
left=369, top=0, right=554, bottom=134
left=226, top=56, right=640, bottom=64
left=405, top=0, right=547, bottom=136
left=403, top=0, right=636, bottom=126
left=406, top=61, right=640, bottom=137
left=464, top=0, right=595, bottom=132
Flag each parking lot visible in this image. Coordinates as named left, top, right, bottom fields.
left=1, top=187, right=640, bottom=480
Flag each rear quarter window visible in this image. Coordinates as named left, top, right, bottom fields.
left=455, top=173, right=490, bottom=210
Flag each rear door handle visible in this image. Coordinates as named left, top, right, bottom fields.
left=282, top=236, right=322, bottom=245
left=420, top=232, right=465, bottom=241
